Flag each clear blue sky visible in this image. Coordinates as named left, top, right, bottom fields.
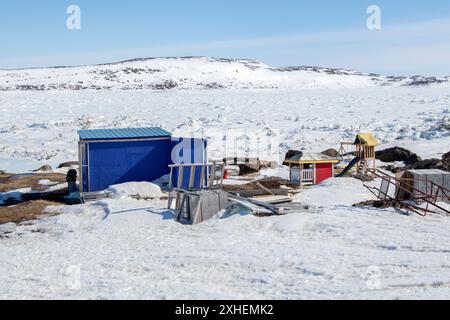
left=1, top=0, right=450, bottom=75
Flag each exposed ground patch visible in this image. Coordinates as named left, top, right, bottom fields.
left=0, top=172, right=66, bottom=193
left=0, top=200, right=59, bottom=225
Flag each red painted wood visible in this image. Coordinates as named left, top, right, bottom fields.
left=315, top=163, right=333, bottom=184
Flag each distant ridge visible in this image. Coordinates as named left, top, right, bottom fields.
left=0, top=56, right=448, bottom=91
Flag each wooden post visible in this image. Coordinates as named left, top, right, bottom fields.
left=313, top=163, right=317, bottom=185
left=168, top=167, right=174, bottom=190
left=189, top=166, right=195, bottom=190
left=219, top=163, right=225, bottom=188
left=178, top=164, right=184, bottom=189
left=200, top=165, right=205, bottom=189
left=209, top=162, right=216, bottom=188
left=300, top=164, right=304, bottom=188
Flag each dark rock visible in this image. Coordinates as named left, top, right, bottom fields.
left=256, top=176, right=299, bottom=189
left=321, top=148, right=339, bottom=158
left=380, top=165, right=403, bottom=174
left=33, top=165, right=53, bottom=172
left=354, top=200, right=393, bottom=209
left=405, top=155, right=422, bottom=165
left=384, top=154, right=449, bottom=173
left=376, top=147, right=421, bottom=165
left=259, top=160, right=278, bottom=169
left=443, top=151, right=450, bottom=160
left=283, top=150, right=303, bottom=165
left=57, top=161, right=79, bottom=169
left=238, top=163, right=261, bottom=175
left=405, top=158, right=444, bottom=170
left=238, top=159, right=279, bottom=175
left=442, top=151, right=450, bottom=171
left=359, top=174, right=374, bottom=182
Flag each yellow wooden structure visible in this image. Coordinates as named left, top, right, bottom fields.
left=340, top=133, right=380, bottom=175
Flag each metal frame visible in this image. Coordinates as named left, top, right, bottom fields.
left=78, top=141, right=91, bottom=193
left=167, top=162, right=225, bottom=210
left=365, top=169, right=450, bottom=216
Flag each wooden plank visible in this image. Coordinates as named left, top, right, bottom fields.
left=255, top=181, right=275, bottom=196
left=233, top=189, right=289, bottom=198
left=251, top=195, right=292, bottom=204
left=229, top=197, right=274, bottom=215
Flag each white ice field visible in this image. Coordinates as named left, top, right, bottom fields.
left=1, top=59, right=450, bottom=299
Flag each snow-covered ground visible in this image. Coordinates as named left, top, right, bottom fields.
left=1, top=178, right=450, bottom=300
left=1, top=59, right=450, bottom=299
left=0, top=86, right=449, bottom=171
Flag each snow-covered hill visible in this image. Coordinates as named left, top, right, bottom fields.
left=0, top=57, right=448, bottom=91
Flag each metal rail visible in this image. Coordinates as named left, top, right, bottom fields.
left=365, top=169, right=450, bottom=216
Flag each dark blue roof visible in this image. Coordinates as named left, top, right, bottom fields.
left=78, top=127, right=172, bottom=141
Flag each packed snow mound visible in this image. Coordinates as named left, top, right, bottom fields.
left=152, top=174, right=170, bottom=188
left=106, top=182, right=165, bottom=199
left=266, top=214, right=314, bottom=234
left=293, top=177, right=377, bottom=207
left=1, top=56, right=448, bottom=91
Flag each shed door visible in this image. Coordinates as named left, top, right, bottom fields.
left=315, top=163, right=333, bottom=184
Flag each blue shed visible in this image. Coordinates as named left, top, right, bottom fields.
left=78, top=127, right=174, bottom=193
left=78, top=127, right=208, bottom=193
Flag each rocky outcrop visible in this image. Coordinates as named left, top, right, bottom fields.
left=384, top=153, right=450, bottom=173
left=57, top=161, right=79, bottom=169
left=283, top=150, right=303, bottom=165
left=33, top=165, right=53, bottom=172
left=238, top=161, right=271, bottom=176
left=405, top=159, right=445, bottom=171
left=376, top=147, right=421, bottom=165
left=443, top=151, right=450, bottom=171
left=321, top=148, right=339, bottom=158
left=238, top=163, right=260, bottom=175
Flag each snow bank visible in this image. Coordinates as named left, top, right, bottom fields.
left=38, top=179, right=58, bottom=186
left=267, top=214, right=314, bottom=233
left=293, top=178, right=376, bottom=207
left=0, top=223, right=16, bottom=236
left=106, top=182, right=165, bottom=199
left=152, top=174, right=170, bottom=188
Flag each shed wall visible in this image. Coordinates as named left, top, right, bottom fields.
left=407, top=170, right=450, bottom=203
left=85, top=139, right=172, bottom=192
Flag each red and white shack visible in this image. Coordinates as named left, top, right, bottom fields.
left=285, top=152, right=339, bottom=187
